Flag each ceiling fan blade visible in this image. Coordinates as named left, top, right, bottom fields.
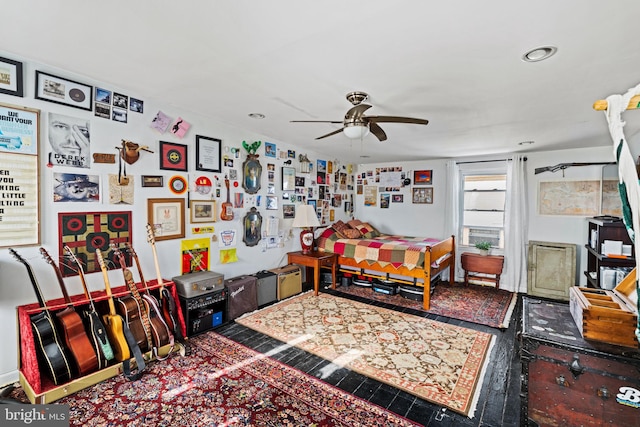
left=369, top=122, right=387, bottom=142
left=367, top=116, right=429, bottom=125
left=291, top=120, right=343, bottom=124
left=345, top=104, right=372, bottom=119
left=316, top=128, right=345, bottom=140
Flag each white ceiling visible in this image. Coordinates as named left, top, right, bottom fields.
left=3, top=0, right=640, bottom=163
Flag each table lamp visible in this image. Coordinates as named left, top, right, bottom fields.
left=292, top=204, right=320, bottom=254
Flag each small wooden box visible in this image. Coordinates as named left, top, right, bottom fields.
left=569, top=268, right=638, bottom=348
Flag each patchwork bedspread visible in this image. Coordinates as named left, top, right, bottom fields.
left=318, top=234, right=442, bottom=270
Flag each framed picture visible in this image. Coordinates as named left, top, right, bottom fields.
left=0, top=56, right=23, bottom=97
left=159, top=141, right=188, bottom=171
left=282, top=166, right=295, bottom=191
left=242, top=154, right=262, bottom=194
left=265, top=142, right=276, bottom=158
left=195, top=135, right=221, bottom=172
left=413, top=170, right=432, bottom=185
left=147, top=198, right=185, bottom=241
left=266, top=195, right=278, bottom=210
left=243, top=207, right=262, bottom=247
left=412, top=187, right=433, bottom=204
left=141, top=175, right=164, bottom=187
left=283, top=204, right=295, bottom=219
left=35, top=71, right=93, bottom=111
left=190, top=200, right=216, bottom=223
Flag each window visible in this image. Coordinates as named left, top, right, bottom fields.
left=460, top=174, right=506, bottom=248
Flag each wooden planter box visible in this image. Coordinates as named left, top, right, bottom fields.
left=569, top=268, right=638, bottom=348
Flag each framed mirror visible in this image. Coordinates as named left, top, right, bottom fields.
left=243, top=207, right=262, bottom=247
left=242, top=154, right=262, bottom=194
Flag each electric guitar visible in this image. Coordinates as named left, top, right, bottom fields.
left=9, top=248, right=72, bottom=386
left=40, top=247, right=98, bottom=377
left=95, top=248, right=130, bottom=362
left=64, top=245, right=113, bottom=368
left=221, top=175, right=234, bottom=221
left=146, top=223, right=184, bottom=341
left=125, top=242, right=173, bottom=351
left=111, top=244, right=153, bottom=353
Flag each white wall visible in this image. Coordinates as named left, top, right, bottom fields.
left=0, top=54, right=351, bottom=385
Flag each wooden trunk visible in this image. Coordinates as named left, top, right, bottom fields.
left=569, top=268, right=638, bottom=348
left=521, top=297, right=640, bottom=427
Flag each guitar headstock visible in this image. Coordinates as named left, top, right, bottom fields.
left=39, top=247, right=55, bottom=266
left=110, top=243, right=126, bottom=269
left=125, top=242, right=137, bottom=258
left=8, top=248, right=25, bottom=264
left=146, top=223, right=156, bottom=246
left=64, top=246, right=84, bottom=273
left=95, top=248, right=107, bottom=271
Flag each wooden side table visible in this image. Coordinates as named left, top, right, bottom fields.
left=461, top=252, right=504, bottom=288
left=287, top=251, right=337, bottom=296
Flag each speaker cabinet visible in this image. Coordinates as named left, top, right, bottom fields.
left=269, top=265, right=302, bottom=300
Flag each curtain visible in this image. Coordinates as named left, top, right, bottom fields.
left=443, top=159, right=462, bottom=281
left=504, top=154, right=529, bottom=293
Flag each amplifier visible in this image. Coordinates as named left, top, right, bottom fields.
left=226, top=275, right=258, bottom=320
left=252, top=270, right=277, bottom=307
left=172, top=270, right=224, bottom=298
left=179, top=287, right=228, bottom=337
left=269, top=265, right=302, bottom=300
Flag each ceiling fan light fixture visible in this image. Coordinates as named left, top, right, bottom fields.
left=343, top=122, right=370, bottom=139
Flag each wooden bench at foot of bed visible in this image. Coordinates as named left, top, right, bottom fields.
left=336, top=235, right=455, bottom=310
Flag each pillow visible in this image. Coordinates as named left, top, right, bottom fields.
left=332, top=220, right=361, bottom=239
left=341, top=228, right=362, bottom=239
left=353, top=222, right=380, bottom=239
left=347, top=219, right=363, bottom=229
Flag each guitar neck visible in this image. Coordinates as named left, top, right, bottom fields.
left=150, top=239, right=165, bottom=291
left=65, top=247, right=99, bottom=313
left=40, top=248, right=72, bottom=306
left=127, top=243, right=151, bottom=294
left=95, top=249, right=117, bottom=316
left=10, top=249, right=48, bottom=311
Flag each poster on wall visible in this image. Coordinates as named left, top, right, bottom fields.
left=181, top=238, right=209, bottom=274
left=0, top=104, right=40, bottom=247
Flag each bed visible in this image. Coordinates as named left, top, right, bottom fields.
left=316, top=220, right=455, bottom=310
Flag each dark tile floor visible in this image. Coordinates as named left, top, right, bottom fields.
left=215, top=284, right=523, bottom=427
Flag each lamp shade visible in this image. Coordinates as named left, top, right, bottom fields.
left=292, top=204, right=320, bottom=228
left=343, top=122, right=370, bottom=139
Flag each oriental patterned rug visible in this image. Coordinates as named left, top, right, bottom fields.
left=236, top=292, right=495, bottom=417
left=9, top=333, right=419, bottom=427
left=334, top=282, right=516, bottom=329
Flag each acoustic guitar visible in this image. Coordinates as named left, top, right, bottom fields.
left=40, top=247, right=98, bottom=377
left=221, top=175, right=234, bottom=221
left=146, top=223, right=184, bottom=341
left=64, top=245, right=113, bottom=368
left=111, top=244, right=153, bottom=353
left=95, top=248, right=130, bottom=362
left=125, top=242, right=173, bottom=351
left=9, top=248, right=72, bottom=386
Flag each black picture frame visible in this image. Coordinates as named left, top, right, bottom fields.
left=0, top=56, right=23, bottom=97
left=195, top=135, right=221, bottom=172
left=159, top=141, right=188, bottom=171
left=242, top=154, right=262, bottom=194
left=35, top=71, right=93, bottom=111
left=141, top=175, right=164, bottom=187
left=243, top=207, right=262, bottom=247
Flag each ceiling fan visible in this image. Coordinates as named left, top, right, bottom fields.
left=291, top=91, right=429, bottom=142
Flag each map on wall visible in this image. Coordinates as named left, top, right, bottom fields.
left=538, top=180, right=622, bottom=216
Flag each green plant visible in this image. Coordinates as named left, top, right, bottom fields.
left=474, top=241, right=492, bottom=251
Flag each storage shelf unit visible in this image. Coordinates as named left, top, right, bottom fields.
left=584, top=217, right=634, bottom=289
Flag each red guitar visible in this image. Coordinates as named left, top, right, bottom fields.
left=40, top=247, right=98, bottom=376
left=221, top=175, right=233, bottom=221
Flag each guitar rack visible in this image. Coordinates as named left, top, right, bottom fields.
left=16, top=279, right=186, bottom=404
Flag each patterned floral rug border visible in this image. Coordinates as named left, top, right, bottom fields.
left=9, top=332, right=420, bottom=426
left=333, top=282, right=517, bottom=329
left=237, top=292, right=495, bottom=417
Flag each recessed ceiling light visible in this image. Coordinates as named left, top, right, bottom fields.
left=359, top=155, right=370, bottom=158
left=248, top=113, right=265, bottom=119
left=518, top=140, right=535, bottom=145
left=522, top=46, right=557, bottom=62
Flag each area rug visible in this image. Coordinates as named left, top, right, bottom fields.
left=334, top=282, right=516, bottom=329
left=8, top=332, right=420, bottom=427
left=236, top=292, right=495, bottom=417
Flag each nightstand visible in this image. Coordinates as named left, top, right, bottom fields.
left=461, top=252, right=504, bottom=288
left=287, top=251, right=337, bottom=296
